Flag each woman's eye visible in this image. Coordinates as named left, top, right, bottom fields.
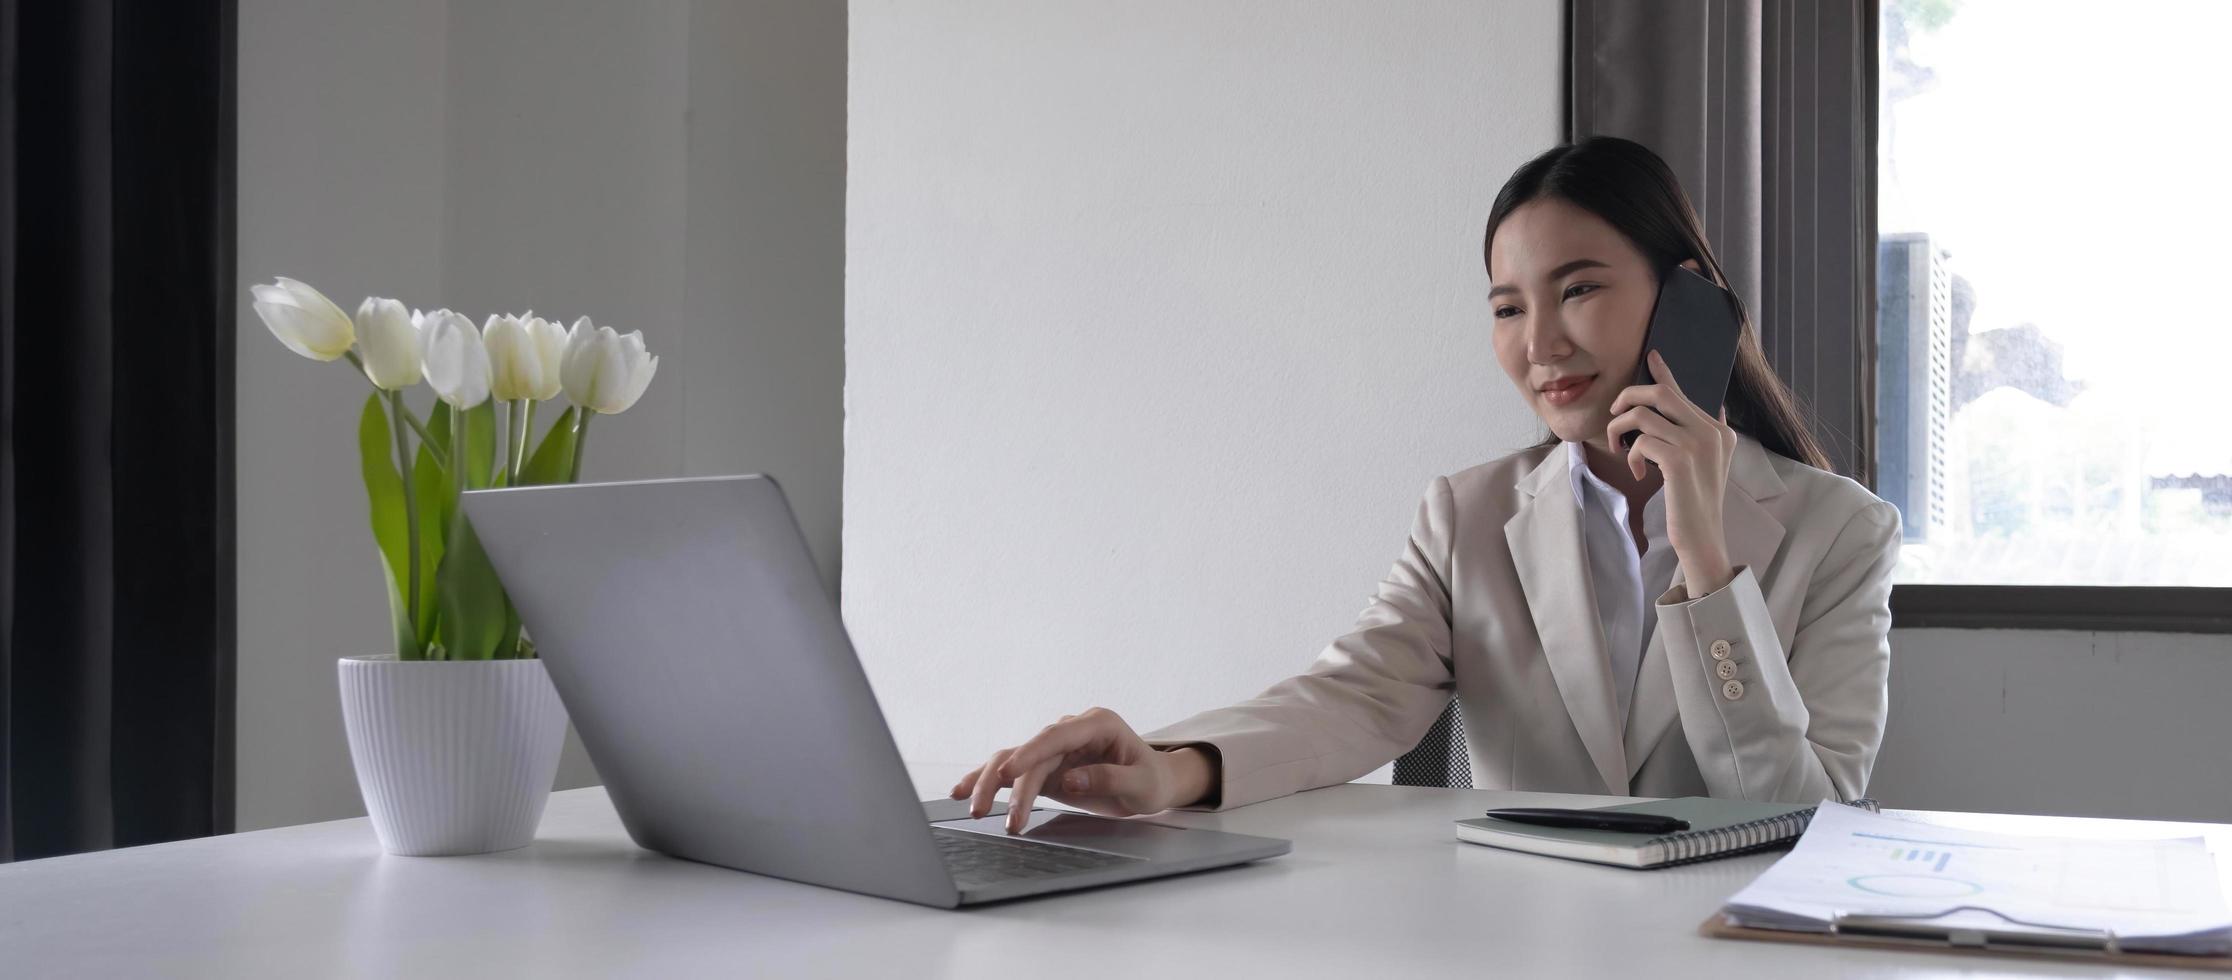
left=1564, top=283, right=1598, bottom=300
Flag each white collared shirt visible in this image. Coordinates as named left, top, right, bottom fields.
left=1565, top=441, right=1680, bottom=725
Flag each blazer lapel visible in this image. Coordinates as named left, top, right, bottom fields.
left=1505, top=448, right=1627, bottom=795
left=1623, top=436, right=1788, bottom=775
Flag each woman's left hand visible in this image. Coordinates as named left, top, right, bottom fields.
left=1606, top=349, right=1738, bottom=596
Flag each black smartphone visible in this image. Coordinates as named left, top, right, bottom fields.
left=1620, top=265, right=1743, bottom=449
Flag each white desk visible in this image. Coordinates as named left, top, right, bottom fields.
left=4, top=767, right=2226, bottom=979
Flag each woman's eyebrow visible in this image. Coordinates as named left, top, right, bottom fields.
left=1487, top=257, right=1612, bottom=299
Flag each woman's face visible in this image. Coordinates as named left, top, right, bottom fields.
left=1486, top=196, right=1699, bottom=450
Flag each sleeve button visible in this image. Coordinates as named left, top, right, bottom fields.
left=1709, top=639, right=1733, bottom=660
left=1721, top=679, right=1745, bottom=701
left=1715, top=659, right=1739, bottom=681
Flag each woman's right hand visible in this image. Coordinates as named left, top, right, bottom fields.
left=947, top=707, right=1217, bottom=834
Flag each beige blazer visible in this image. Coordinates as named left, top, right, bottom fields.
left=1141, top=435, right=1899, bottom=810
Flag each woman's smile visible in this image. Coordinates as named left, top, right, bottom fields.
left=1537, top=373, right=1597, bottom=407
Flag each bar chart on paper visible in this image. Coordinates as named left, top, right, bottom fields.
left=1840, top=829, right=2020, bottom=898
left=1882, top=845, right=1953, bottom=873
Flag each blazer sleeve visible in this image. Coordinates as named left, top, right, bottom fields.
left=1653, top=498, right=1899, bottom=804
left=1138, top=476, right=1459, bottom=811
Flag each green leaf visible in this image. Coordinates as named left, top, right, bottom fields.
left=422, top=401, right=456, bottom=545
left=358, top=393, right=418, bottom=659
left=379, top=560, right=417, bottom=660
left=410, top=435, right=447, bottom=643
left=424, top=401, right=455, bottom=461
left=435, top=399, right=516, bottom=660
left=495, top=603, right=522, bottom=659
left=519, top=406, right=578, bottom=486
left=437, top=507, right=512, bottom=661
left=463, top=400, right=498, bottom=490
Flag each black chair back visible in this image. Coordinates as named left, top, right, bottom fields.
left=1391, top=698, right=1472, bottom=788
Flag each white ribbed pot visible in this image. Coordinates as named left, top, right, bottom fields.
left=337, top=654, right=569, bottom=856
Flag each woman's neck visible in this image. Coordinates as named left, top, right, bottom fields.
left=1578, top=439, right=1663, bottom=547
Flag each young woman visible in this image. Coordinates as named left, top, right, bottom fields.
left=952, top=136, right=1899, bottom=834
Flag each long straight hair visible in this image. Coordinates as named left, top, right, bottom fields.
left=1483, top=137, right=1832, bottom=472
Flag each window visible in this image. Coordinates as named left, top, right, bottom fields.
left=1875, top=0, right=2232, bottom=589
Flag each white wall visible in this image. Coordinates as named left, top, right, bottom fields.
left=236, top=0, right=846, bottom=831
left=1875, top=630, right=2232, bottom=822
left=845, top=0, right=1563, bottom=783
left=845, top=0, right=2232, bottom=823
left=236, top=0, right=451, bottom=835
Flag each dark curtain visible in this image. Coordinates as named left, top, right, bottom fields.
left=1569, top=0, right=1879, bottom=483
left=1, top=0, right=237, bottom=861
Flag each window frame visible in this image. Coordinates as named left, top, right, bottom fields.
left=1889, top=586, right=2232, bottom=633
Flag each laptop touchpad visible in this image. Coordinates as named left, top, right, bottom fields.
left=933, top=809, right=1230, bottom=861
left=919, top=797, right=1007, bottom=822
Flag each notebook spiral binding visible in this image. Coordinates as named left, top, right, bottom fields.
left=1654, top=798, right=1880, bottom=868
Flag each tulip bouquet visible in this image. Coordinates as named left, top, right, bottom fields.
left=252, top=277, right=658, bottom=661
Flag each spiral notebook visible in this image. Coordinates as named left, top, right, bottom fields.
left=1454, top=797, right=1867, bottom=869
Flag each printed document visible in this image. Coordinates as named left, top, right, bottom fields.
left=1722, top=802, right=2231, bottom=955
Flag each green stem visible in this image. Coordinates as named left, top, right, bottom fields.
left=490, top=406, right=504, bottom=488
left=568, top=410, right=594, bottom=483
left=399, top=406, right=444, bottom=472
left=445, top=404, right=468, bottom=663
left=450, top=400, right=468, bottom=494
left=389, top=391, right=422, bottom=657
left=513, top=399, right=536, bottom=484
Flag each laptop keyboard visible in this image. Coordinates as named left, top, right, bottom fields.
left=930, top=827, right=1143, bottom=887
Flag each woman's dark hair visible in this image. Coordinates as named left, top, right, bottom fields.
left=1483, top=136, right=1833, bottom=472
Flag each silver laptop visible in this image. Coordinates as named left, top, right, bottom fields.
left=462, top=474, right=1289, bottom=908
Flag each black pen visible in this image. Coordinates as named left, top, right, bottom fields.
left=1483, top=807, right=1690, bottom=834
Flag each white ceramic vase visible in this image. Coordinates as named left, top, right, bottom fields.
left=336, top=654, right=569, bottom=856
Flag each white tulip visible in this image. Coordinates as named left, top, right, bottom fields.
left=419, top=310, right=492, bottom=409
left=250, top=277, right=355, bottom=361
left=410, top=306, right=454, bottom=343
left=524, top=315, right=568, bottom=401
left=560, top=317, right=659, bottom=415
left=353, top=297, right=422, bottom=389
left=482, top=314, right=543, bottom=402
